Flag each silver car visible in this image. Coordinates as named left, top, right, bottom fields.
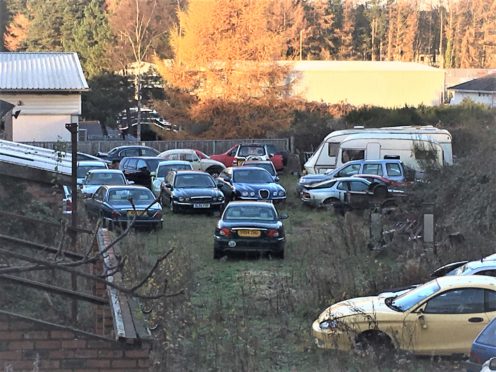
left=80, top=169, right=129, bottom=198
left=300, top=177, right=373, bottom=207
left=151, top=160, right=193, bottom=196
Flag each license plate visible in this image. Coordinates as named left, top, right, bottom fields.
left=237, top=229, right=261, bottom=238
left=127, top=210, right=141, bottom=216
left=193, top=203, right=210, bottom=208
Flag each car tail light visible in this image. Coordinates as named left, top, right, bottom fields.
left=151, top=210, right=162, bottom=219
left=111, top=210, right=121, bottom=218
left=469, top=350, right=482, bottom=364
left=266, top=229, right=279, bottom=238
left=219, top=227, right=232, bottom=237
left=65, top=199, right=72, bottom=212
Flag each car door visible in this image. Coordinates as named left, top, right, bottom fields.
left=335, top=181, right=349, bottom=202
left=362, top=163, right=383, bottom=176
left=87, top=187, right=105, bottom=218
left=402, top=288, right=489, bottom=355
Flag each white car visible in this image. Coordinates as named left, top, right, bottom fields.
left=158, top=149, right=225, bottom=176
left=150, top=160, right=193, bottom=196
left=76, top=160, right=108, bottom=185
left=80, top=169, right=129, bottom=198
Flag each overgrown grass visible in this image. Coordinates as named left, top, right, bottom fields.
left=119, top=173, right=468, bottom=372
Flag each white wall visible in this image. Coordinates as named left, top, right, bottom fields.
left=450, top=91, right=496, bottom=107
left=0, top=93, right=81, bottom=141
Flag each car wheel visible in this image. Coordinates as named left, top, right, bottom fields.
left=213, top=242, right=223, bottom=259
left=323, top=197, right=340, bottom=207
left=206, top=166, right=223, bottom=178
left=355, top=331, right=394, bottom=359
left=169, top=198, right=178, bottom=213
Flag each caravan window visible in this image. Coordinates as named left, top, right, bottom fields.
left=362, top=164, right=383, bottom=176
left=328, top=143, right=340, bottom=158
left=342, top=149, right=364, bottom=163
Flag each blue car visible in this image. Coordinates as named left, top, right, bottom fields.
left=216, top=167, right=286, bottom=203
left=467, top=318, right=496, bottom=372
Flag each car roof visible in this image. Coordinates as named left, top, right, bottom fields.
left=121, top=156, right=162, bottom=160
left=113, top=145, right=155, bottom=150
left=233, top=166, right=271, bottom=172
left=161, top=149, right=194, bottom=153
left=226, top=201, right=276, bottom=208
left=103, top=185, right=152, bottom=191
left=435, top=275, right=496, bottom=290
left=344, top=159, right=403, bottom=165
left=173, top=170, right=209, bottom=175
left=242, top=160, right=273, bottom=165
left=158, top=160, right=191, bottom=166
left=87, top=169, right=125, bottom=174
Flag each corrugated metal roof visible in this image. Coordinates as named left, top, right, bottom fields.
left=448, top=72, right=496, bottom=93
left=0, top=52, right=89, bottom=91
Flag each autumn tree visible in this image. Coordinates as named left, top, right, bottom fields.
left=3, top=13, right=29, bottom=51
left=336, top=0, right=355, bottom=59
left=160, top=0, right=304, bottom=102
left=301, top=0, right=336, bottom=59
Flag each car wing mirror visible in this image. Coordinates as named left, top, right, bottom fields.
left=127, top=180, right=135, bottom=185
left=275, top=176, right=280, bottom=182
left=150, top=171, right=156, bottom=178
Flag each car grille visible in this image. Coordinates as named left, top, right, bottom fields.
left=190, top=196, right=212, bottom=203
left=259, top=189, right=270, bottom=199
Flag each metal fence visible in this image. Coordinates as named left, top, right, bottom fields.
left=23, top=138, right=290, bottom=156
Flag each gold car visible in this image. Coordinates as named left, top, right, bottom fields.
left=312, top=275, right=496, bottom=356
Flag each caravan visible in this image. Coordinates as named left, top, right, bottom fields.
left=304, top=126, right=453, bottom=174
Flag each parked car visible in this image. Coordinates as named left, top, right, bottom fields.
left=151, top=160, right=193, bottom=197
left=77, top=152, right=110, bottom=163
left=210, top=144, right=284, bottom=171
left=312, top=275, right=496, bottom=356
left=77, top=160, right=108, bottom=185
left=80, top=169, right=129, bottom=198
left=241, top=160, right=278, bottom=181
left=297, top=159, right=406, bottom=195
left=213, top=201, right=287, bottom=259
left=97, top=145, right=159, bottom=163
left=379, top=259, right=496, bottom=298
left=467, top=318, right=496, bottom=372
left=85, top=185, right=163, bottom=229
left=264, top=143, right=289, bottom=167
left=216, top=167, right=286, bottom=203
left=300, top=177, right=387, bottom=207
left=158, top=149, right=225, bottom=176
left=62, top=185, right=72, bottom=215
left=163, top=170, right=225, bottom=213
left=119, top=156, right=162, bottom=188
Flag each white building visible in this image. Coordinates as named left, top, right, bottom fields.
left=448, top=73, right=496, bottom=108
left=0, top=52, right=89, bottom=141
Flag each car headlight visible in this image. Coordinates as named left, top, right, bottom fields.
left=319, top=319, right=338, bottom=330
left=241, top=191, right=248, bottom=196
left=179, top=197, right=185, bottom=202
left=249, top=191, right=255, bottom=196
left=278, top=191, right=286, bottom=196
left=273, top=191, right=278, bottom=196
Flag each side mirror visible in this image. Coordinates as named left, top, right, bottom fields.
left=279, top=212, right=289, bottom=220
left=150, top=171, right=156, bottom=178
left=127, top=180, right=135, bottom=185
left=275, top=176, right=280, bottom=182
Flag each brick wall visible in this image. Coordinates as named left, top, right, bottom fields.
left=0, top=313, right=151, bottom=372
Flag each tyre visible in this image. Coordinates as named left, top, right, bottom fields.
left=322, top=197, right=340, bottom=207
left=213, top=242, right=223, bottom=259
left=355, top=331, right=394, bottom=358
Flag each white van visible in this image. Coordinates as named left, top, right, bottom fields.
left=304, top=126, right=452, bottom=174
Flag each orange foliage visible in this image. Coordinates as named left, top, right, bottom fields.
left=4, top=13, right=30, bottom=51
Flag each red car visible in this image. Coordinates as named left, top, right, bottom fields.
left=210, top=144, right=284, bottom=171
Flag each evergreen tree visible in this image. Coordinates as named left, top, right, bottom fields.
left=65, top=0, right=111, bottom=78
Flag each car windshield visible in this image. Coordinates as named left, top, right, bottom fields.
left=196, top=150, right=210, bottom=159
left=77, top=165, right=106, bottom=179
left=238, top=146, right=265, bottom=157
left=143, top=159, right=160, bottom=171
left=224, top=205, right=276, bottom=221
left=233, top=169, right=273, bottom=183
left=108, top=189, right=154, bottom=205
left=87, top=173, right=126, bottom=185
left=390, top=280, right=440, bottom=312
left=446, top=263, right=471, bottom=276
left=244, top=163, right=275, bottom=176
left=174, top=174, right=215, bottom=188
left=157, top=164, right=192, bottom=178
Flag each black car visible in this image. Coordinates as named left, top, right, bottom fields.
left=163, top=170, right=225, bottom=213
left=213, top=201, right=287, bottom=259
left=119, top=156, right=162, bottom=188
left=216, top=167, right=286, bottom=203
left=97, top=145, right=159, bottom=163
left=85, top=185, right=163, bottom=229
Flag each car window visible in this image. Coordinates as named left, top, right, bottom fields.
left=142, top=148, right=158, bottom=156
left=242, top=163, right=275, bottom=176
left=123, top=148, right=140, bottom=157
left=486, top=290, right=496, bottom=312
left=137, top=159, right=148, bottom=169
left=362, top=164, right=383, bottom=176
left=386, top=163, right=402, bottom=177
left=94, top=188, right=105, bottom=201
left=77, top=165, right=106, bottom=178
left=337, top=181, right=349, bottom=191
left=175, top=174, right=215, bottom=188
left=337, top=164, right=361, bottom=177
left=228, top=147, right=237, bottom=156
left=224, top=205, right=276, bottom=221
left=233, top=169, right=272, bottom=183
left=391, top=280, right=440, bottom=311
left=476, top=270, right=496, bottom=278
left=127, top=158, right=138, bottom=170
left=349, top=180, right=369, bottom=191
left=108, top=189, right=154, bottom=204
left=157, top=164, right=192, bottom=178
left=475, top=319, right=496, bottom=346
left=424, top=288, right=485, bottom=314
left=238, top=146, right=265, bottom=157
